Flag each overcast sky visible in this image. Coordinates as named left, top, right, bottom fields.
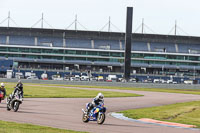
left=0, top=0, right=200, bottom=36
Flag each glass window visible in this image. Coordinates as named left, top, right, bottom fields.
left=30, top=48, right=41, bottom=53
left=0, top=47, right=7, bottom=51
left=135, top=53, right=144, bottom=58
left=87, top=58, right=97, bottom=61
left=189, top=56, right=198, bottom=61
left=26, top=55, right=39, bottom=59
left=144, top=54, right=166, bottom=60
left=52, top=56, right=63, bottom=60
left=99, top=52, right=109, bottom=56
left=52, top=49, right=64, bottom=54
left=42, top=56, right=51, bottom=59
left=42, top=49, right=52, bottom=54
left=176, top=56, right=184, bottom=60
left=76, top=51, right=86, bottom=55
left=97, top=58, right=109, bottom=62
left=66, top=50, right=76, bottom=54
left=87, top=51, right=97, bottom=56
left=65, top=57, right=75, bottom=60
left=75, top=57, right=86, bottom=61
left=110, top=52, right=122, bottom=57
left=19, top=48, right=29, bottom=52
left=109, top=58, right=118, bottom=62
left=8, top=48, right=18, bottom=52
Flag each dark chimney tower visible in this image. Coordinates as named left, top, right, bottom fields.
left=124, top=7, right=133, bottom=81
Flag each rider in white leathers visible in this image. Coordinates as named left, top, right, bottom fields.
left=86, top=93, right=104, bottom=114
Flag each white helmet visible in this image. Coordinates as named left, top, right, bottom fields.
left=96, top=93, right=104, bottom=100
left=1, top=83, right=5, bottom=87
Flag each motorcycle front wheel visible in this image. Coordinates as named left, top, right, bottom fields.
left=82, top=113, right=89, bottom=123
left=97, top=113, right=105, bottom=124
left=13, top=101, right=20, bottom=112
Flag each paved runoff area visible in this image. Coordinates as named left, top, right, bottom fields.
left=1, top=87, right=200, bottom=133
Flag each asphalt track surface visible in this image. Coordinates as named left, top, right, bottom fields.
left=1, top=86, right=200, bottom=133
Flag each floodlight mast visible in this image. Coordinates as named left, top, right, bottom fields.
left=41, top=13, right=44, bottom=28
left=142, top=18, right=144, bottom=34
left=8, top=11, right=10, bottom=27
left=75, top=14, right=77, bottom=31
left=175, top=20, right=177, bottom=36
left=108, top=16, right=111, bottom=32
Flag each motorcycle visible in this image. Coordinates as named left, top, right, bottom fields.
left=6, top=90, right=23, bottom=112
left=82, top=102, right=106, bottom=124
left=0, top=91, right=4, bottom=103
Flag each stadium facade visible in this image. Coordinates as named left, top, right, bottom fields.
left=0, top=27, right=200, bottom=80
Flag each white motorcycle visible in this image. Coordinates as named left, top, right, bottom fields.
left=7, top=90, right=23, bottom=112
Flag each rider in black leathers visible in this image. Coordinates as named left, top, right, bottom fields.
left=13, top=80, right=24, bottom=98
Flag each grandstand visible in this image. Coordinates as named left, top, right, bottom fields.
left=0, top=27, right=199, bottom=80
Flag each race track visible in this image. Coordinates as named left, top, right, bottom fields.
left=1, top=87, right=200, bottom=133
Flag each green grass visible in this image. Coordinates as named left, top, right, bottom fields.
left=120, top=101, right=200, bottom=128
left=39, top=84, right=200, bottom=95
left=4, top=83, right=142, bottom=98
left=0, top=120, right=86, bottom=133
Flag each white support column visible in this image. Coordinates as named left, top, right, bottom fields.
left=63, top=32, right=66, bottom=47
left=34, top=37, right=38, bottom=46
left=63, top=38, right=66, bottom=47
left=91, top=39, right=94, bottom=49
left=147, top=42, right=151, bottom=51
left=6, top=36, right=9, bottom=45
left=119, top=40, right=123, bottom=50
left=175, top=44, right=178, bottom=53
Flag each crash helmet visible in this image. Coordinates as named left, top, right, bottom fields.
left=96, top=93, right=104, bottom=100
left=18, top=80, right=22, bottom=84
left=17, top=80, right=23, bottom=88
left=0, top=83, right=4, bottom=87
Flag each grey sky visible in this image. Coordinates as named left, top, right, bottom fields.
left=0, top=0, right=200, bottom=36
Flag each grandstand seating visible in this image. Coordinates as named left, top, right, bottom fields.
left=178, top=44, right=200, bottom=53
left=9, top=35, right=35, bottom=46
left=0, top=35, right=7, bottom=44
left=38, top=37, right=63, bottom=47
left=121, top=42, right=148, bottom=51
left=94, top=40, right=120, bottom=50
left=132, top=42, right=148, bottom=51
left=1, top=35, right=200, bottom=55
left=66, top=38, right=91, bottom=49
left=150, top=43, right=176, bottom=53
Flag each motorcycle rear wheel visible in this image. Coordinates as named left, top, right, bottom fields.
left=7, top=104, right=11, bottom=111
left=97, top=113, right=105, bottom=124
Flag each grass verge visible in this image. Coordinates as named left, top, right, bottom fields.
left=36, top=84, right=200, bottom=95
left=119, top=101, right=200, bottom=128
left=4, top=83, right=142, bottom=98
left=0, top=120, right=86, bottom=133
